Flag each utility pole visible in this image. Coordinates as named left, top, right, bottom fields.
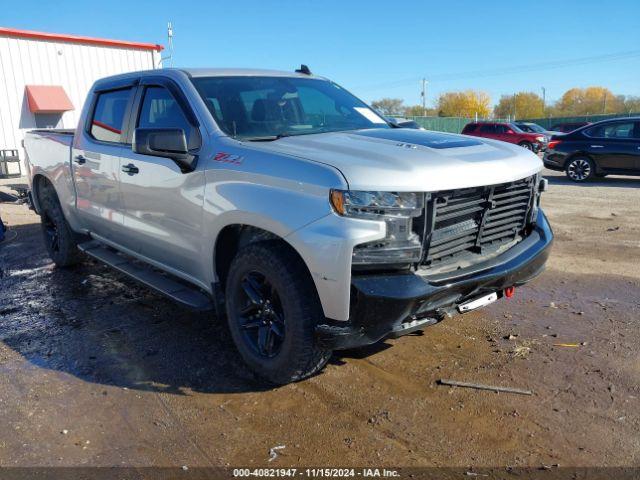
left=541, top=86, right=546, bottom=114
left=513, top=93, right=517, bottom=121
left=160, top=22, right=174, bottom=68
left=167, top=22, right=174, bottom=67
left=421, top=78, right=427, bottom=116
left=602, top=91, right=607, bottom=114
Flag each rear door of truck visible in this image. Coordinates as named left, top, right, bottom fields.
left=116, top=76, right=205, bottom=278
left=72, top=80, right=137, bottom=241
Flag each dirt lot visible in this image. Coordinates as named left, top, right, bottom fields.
left=0, top=170, right=639, bottom=470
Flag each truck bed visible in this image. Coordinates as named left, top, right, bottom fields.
left=28, top=129, right=75, bottom=135
left=24, top=129, right=76, bottom=217
left=26, top=129, right=75, bottom=144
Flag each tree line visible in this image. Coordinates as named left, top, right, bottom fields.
left=371, top=87, right=640, bottom=120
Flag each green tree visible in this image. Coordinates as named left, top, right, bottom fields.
left=370, top=98, right=405, bottom=116
left=623, top=95, right=640, bottom=113
left=556, top=87, right=624, bottom=115
left=404, top=105, right=438, bottom=116
left=437, top=90, right=491, bottom=118
left=494, top=92, right=545, bottom=119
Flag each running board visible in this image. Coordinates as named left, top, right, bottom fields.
left=78, top=241, right=214, bottom=311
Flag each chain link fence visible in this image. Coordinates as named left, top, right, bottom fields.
left=521, top=112, right=640, bottom=130
left=398, top=112, right=640, bottom=134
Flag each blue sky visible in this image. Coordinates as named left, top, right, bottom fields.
left=4, top=0, right=640, bottom=106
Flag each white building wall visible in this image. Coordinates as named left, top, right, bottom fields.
left=0, top=35, right=161, bottom=174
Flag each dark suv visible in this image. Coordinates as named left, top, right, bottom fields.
left=544, top=118, right=640, bottom=181
left=549, top=121, right=590, bottom=133
left=462, top=122, right=548, bottom=152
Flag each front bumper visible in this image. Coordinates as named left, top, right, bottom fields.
left=543, top=151, right=566, bottom=171
left=316, top=210, right=553, bottom=350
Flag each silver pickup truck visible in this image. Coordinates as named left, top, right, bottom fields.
left=24, top=67, right=553, bottom=384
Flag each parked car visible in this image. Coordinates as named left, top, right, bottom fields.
left=462, top=122, right=548, bottom=152
left=544, top=118, right=640, bottom=181
left=385, top=116, right=424, bottom=130
left=24, top=68, right=552, bottom=384
left=549, top=121, right=590, bottom=133
left=515, top=122, right=561, bottom=138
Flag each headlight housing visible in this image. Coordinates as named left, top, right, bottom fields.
left=330, top=190, right=424, bottom=265
left=529, top=173, right=547, bottom=224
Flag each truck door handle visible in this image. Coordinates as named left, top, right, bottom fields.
left=74, top=155, right=86, bottom=165
left=121, top=163, right=139, bottom=175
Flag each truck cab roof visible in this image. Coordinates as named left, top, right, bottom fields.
left=91, top=67, right=324, bottom=88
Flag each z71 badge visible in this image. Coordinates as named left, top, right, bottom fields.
left=213, top=152, right=244, bottom=165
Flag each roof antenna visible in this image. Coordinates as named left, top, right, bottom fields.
left=295, top=64, right=312, bottom=75
left=159, top=22, right=174, bottom=68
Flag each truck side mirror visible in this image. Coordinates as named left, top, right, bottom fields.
left=133, top=128, right=196, bottom=172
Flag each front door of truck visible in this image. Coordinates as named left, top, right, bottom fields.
left=72, top=86, right=135, bottom=241
left=118, top=80, right=205, bottom=281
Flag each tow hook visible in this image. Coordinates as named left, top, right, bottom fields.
left=504, top=286, right=516, bottom=298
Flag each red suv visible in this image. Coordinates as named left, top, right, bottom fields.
left=462, top=122, right=548, bottom=152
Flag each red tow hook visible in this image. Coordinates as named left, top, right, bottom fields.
left=504, top=286, right=515, bottom=298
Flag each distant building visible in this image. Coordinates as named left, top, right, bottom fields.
left=0, top=27, right=163, bottom=176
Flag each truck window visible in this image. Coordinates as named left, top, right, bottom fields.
left=191, top=76, right=389, bottom=140
left=137, top=86, right=198, bottom=149
left=90, top=89, right=132, bottom=143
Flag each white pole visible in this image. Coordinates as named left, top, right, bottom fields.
left=167, top=22, right=174, bottom=68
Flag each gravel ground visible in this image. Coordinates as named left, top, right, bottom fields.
left=0, top=170, right=638, bottom=469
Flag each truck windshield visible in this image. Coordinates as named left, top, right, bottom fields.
left=191, top=76, right=389, bottom=140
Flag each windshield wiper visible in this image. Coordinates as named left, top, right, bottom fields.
left=244, top=132, right=293, bottom=142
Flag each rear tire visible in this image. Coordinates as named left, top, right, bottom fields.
left=565, top=156, right=595, bottom=182
left=225, top=241, right=331, bottom=385
left=38, top=182, right=83, bottom=267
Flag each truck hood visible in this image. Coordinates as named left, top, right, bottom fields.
left=248, top=128, right=542, bottom=191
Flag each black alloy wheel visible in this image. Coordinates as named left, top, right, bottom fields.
left=38, top=181, right=83, bottom=267
left=42, top=214, right=60, bottom=253
left=224, top=241, right=332, bottom=384
left=234, top=271, right=286, bottom=358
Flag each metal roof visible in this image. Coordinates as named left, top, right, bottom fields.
left=0, top=26, right=163, bottom=51
left=181, top=68, right=322, bottom=79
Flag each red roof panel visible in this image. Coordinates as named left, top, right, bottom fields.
left=0, top=27, right=163, bottom=51
left=26, top=85, right=74, bottom=113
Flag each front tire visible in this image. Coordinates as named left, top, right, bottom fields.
left=518, top=141, right=533, bottom=151
left=565, top=156, right=595, bottom=182
left=38, top=182, right=83, bottom=267
left=225, top=241, right=331, bottom=385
